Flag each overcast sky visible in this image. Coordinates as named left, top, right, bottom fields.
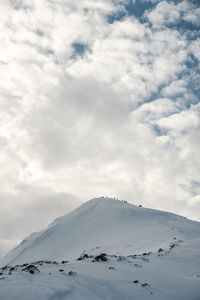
left=0, top=0, right=200, bottom=258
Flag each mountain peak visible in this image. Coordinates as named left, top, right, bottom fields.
left=80, top=197, right=128, bottom=207
left=2, top=197, right=199, bottom=266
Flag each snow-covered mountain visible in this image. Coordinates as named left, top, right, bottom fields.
left=0, top=197, right=200, bottom=300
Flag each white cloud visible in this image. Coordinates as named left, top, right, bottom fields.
left=145, top=1, right=198, bottom=28
left=183, top=7, right=200, bottom=26
left=132, top=98, right=180, bottom=123
left=145, top=1, right=182, bottom=27
left=161, top=79, right=188, bottom=98
left=190, top=38, right=200, bottom=61
left=155, top=106, right=200, bottom=133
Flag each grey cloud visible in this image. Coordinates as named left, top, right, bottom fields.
left=9, top=0, right=32, bottom=11
left=20, top=77, right=129, bottom=169
left=0, top=186, right=80, bottom=258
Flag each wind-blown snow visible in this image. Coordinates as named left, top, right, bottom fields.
left=0, top=198, right=200, bottom=299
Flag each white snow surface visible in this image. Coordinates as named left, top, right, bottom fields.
left=0, top=197, right=200, bottom=300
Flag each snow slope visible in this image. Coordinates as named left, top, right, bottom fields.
left=2, top=197, right=200, bottom=265
left=0, top=197, right=200, bottom=300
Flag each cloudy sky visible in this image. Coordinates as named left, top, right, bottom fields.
left=0, top=0, right=200, bottom=257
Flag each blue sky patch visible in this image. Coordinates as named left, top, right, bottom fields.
left=125, top=0, right=154, bottom=19
left=108, top=0, right=154, bottom=23
left=71, top=42, right=88, bottom=57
